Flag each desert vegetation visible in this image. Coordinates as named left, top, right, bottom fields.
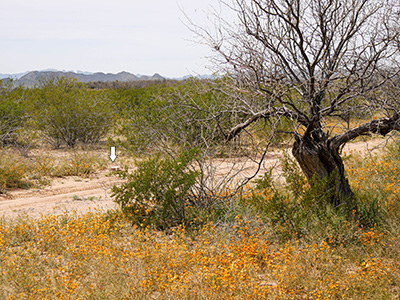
left=1, top=144, right=400, bottom=298
left=0, top=73, right=399, bottom=298
left=2, top=0, right=400, bottom=298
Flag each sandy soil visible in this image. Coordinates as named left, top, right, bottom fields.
left=0, top=138, right=389, bottom=220
left=0, top=169, right=124, bottom=219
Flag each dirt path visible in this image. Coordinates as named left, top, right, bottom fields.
left=0, top=138, right=389, bottom=220
left=0, top=170, right=124, bottom=219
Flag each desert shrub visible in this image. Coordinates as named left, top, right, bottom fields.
left=29, top=152, right=107, bottom=179
left=55, top=153, right=93, bottom=177
left=52, top=152, right=106, bottom=177
left=246, top=154, right=385, bottom=245
left=114, top=79, right=246, bottom=156
left=0, top=151, right=30, bottom=193
left=249, top=187, right=357, bottom=245
left=30, top=78, right=114, bottom=148
left=344, top=142, right=398, bottom=226
left=383, top=137, right=400, bottom=164
left=111, top=149, right=200, bottom=230
left=351, top=189, right=385, bottom=228
left=32, top=156, right=56, bottom=177
left=0, top=81, right=27, bottom=146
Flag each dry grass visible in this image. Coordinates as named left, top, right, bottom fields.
left=0, top=149, right=113, bottom=194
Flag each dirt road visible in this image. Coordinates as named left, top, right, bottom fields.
left=0, top=170, right=124, bottom=219
left=0, top=138, right=389, bottom=219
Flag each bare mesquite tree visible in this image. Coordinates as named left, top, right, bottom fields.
left=189, top=0, right=400, bottom=205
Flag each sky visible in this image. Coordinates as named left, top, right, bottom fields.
left=0, top=0, right=231, bottom=78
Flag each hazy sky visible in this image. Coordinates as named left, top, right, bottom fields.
left=0, top=0, right=229, bottom=77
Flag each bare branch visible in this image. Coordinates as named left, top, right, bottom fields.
left=331, top=111, right=400, bottom=149
left=226, top=109, right=271, bottom=141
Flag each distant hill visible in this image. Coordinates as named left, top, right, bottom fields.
left=13, top=70, right=165, bottom=87
left=0, top=71, right=29, bottom=80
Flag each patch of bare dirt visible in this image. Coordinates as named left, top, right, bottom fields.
left=0, top=138, right=389, bottom=219
left=0, top=169, right=123, bottom=219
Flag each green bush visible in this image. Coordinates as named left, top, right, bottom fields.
left=246, top=154, right=385, bottom=245
left=113, top=79, right=243, bottom=156
left=0, top=81, right=27, bottom=146
left=111, top=149, right=200, bottom=230
left=30, top=78, right=114, bottom=148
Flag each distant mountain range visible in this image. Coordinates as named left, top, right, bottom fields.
left=0, top=70, right=215, bottom=87
left=0, top=72, right=29, bottom=80
left=0, top=70, right=165, bottom=87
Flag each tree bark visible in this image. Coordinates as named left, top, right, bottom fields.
left=292, top=135, right=354, bottom=206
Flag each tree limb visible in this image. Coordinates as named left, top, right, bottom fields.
left=226, top=109, right=271, bottom=142
left=330, top=111, right=400, bottom=149
left=226, top=106, right=309, bottom=142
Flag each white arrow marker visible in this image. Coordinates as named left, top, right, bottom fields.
left=109, top=146, right=117, bottom=162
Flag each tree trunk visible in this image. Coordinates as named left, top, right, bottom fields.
left=292, top=135, right=354, bottom=206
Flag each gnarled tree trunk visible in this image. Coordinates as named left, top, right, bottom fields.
left=292, top=135, right=354, bottom=206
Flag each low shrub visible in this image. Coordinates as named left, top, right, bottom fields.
left=112, top=149, right=200, bottom=230
left=245, top=154, right=385, bottom=245
left=53, top=152, right=105, bottom=177
left=0, top=151, right=30, bottom=193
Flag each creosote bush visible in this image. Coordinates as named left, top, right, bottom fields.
left=0, top=81, right=26, bottom=146
left=31, top=77, right=114, bottom=148
left=112, top=149, right=200, bottom=230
